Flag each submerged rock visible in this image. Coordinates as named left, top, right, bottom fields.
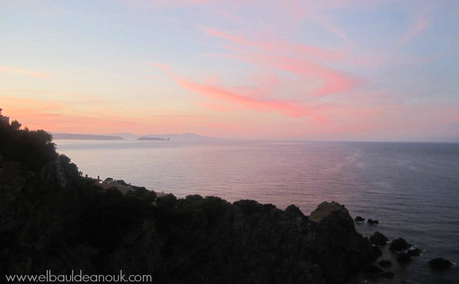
left=407, top=247, right=422, bottom=257
left=390, top=238, right=411, bottom=251
left=367, top=219, right=379, bottom=225
left=429, top=258, right=453, bottom=270
left=370, top=231, right=388, bottom=246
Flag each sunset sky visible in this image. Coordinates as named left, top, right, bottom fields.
left=1, top=0, right=458, bottom=141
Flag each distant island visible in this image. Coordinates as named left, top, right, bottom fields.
left=52, top=133, right=124, bottom=140
left=137, top=136, right=169, bottom=141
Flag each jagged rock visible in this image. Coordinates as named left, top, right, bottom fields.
left=397, top=253, right=412, bottom=264
left=354, top=216, right=365, bottom=222
left=390, top=238, right=410, bottom=251
left=370, top=231, right=388, bottom=246
left=285, top=204, right=304, bottom=217
left=40, top=160, right=68, bottom=189
left=367, top=219, right=379, bottom=225
left=309, top=201, right=353, bottom=228
left=378, top=259, right=392, bottom=267
left=379, top=271, right=395, bottom=279
left=429, top=258, right=453, bottom=270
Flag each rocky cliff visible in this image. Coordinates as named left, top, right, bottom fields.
left=0, top=121, right=380, bottom=283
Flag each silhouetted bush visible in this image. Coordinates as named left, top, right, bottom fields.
left=156, top=194, right=178, bottom=210
left=10, top=120, right=21, bottom=130
left=132, top=186, right=157, bottom=203
left=59, top=154, right=80, bottom=178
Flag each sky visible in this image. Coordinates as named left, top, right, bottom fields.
left=1, top=0, right=458, bottom=141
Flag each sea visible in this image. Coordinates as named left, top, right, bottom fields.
left=56, top=139, right=459, bottom=284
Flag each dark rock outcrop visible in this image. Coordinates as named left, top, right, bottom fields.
left=285, top=204, right=304, bottom=217
left=429, top=258, right=453, bottom=270
left=370, top=231, right=388, bottom=246
left=389, top=238, right=411, bottom=251
left=354, top=216, right=365, bottom=222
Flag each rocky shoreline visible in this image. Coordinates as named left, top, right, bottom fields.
left=351, top=215, right=456, bottom=283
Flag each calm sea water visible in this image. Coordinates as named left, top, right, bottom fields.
left=56, top=140, right=459, bottom=283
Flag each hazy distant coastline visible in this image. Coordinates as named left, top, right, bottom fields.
left=52, top=133, right=124, bottom=140
left=112, top=132, right=214, bottom=140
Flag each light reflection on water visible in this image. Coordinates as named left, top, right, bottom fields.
left=56, top=140, right=459, bottom=283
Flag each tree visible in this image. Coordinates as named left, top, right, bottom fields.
left=10, top=120, right=21, bottom=130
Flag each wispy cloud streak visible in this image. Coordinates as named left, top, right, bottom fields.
left=0, top=66, right=49, bottom=78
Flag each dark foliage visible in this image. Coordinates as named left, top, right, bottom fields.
left=81, top=188, right=153, bottom=251
left=0, top=121, right=57, bottom=170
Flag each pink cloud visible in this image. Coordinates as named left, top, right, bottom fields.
left=395, top=14, right=430, bottom=50
left=312, top=14, right=353, bottom=46
left=148, top=62, right=170, bottom=71
left=197, top=25, right=359, bottom=97
left=234, top=54, right=361, bottom=97
left=175, top=77, right=328, bottom=122
left=199, top=26, right=345, bottom=62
